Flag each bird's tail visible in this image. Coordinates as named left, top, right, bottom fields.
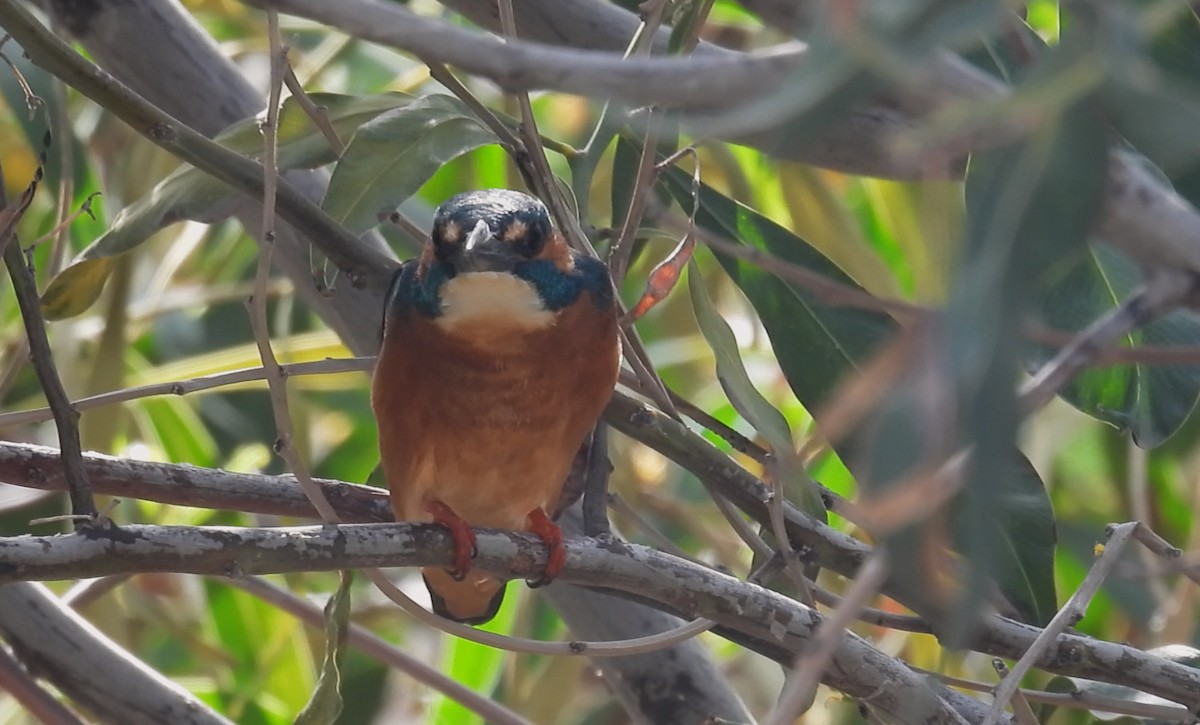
left=422, top=568, right=506, bottom=625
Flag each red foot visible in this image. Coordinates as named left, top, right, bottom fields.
left=525, top=507, right=565, bottom=586
left=425, top=500, right=476, bottom=580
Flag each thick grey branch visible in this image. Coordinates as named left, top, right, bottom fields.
left=0, top=523, right=983, bottom=724
left=0, top=583, right=232, bottom=725
left=431, top=0, right=1200, bottom=274
left=4, top=441, right=1200, bottom=714
left=245, top=0, right=804, bottom=110
left=0, top=441, right=393, bottom=523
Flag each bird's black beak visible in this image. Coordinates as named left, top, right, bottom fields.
left=450, top=220, right=519, bottom=274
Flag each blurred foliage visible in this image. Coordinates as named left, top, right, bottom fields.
left=3, top=1, right=1200, bottom=723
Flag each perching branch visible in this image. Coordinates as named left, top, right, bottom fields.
left=5, top=441, right=1200, bottom=712
left=0, top=522, right=985, bottom=724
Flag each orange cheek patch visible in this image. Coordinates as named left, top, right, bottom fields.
left=540, top=233, right=576, bottom=273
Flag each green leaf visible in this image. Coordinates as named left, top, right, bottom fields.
left=132, top=397, right=218, bottom=467
left=659, top=168, right=897, bottom=417
left=294, top=572, right=352, bottom=725
left=429, top=586, right=520, bottom=725
left=40, top=258, right=116, bottom=320
left=1034, top=244, right=1200, bottom=448
left=950, top=455, right=1057, bottom=625
left=944, top=41, right=1109, bottom=625
left=688, top=260, right=824, bottom=518
left=322, top=95, right=498, bottom=234
left=41, top=92, right=412, bottom=319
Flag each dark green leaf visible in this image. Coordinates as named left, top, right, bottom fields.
left=949, top=455, right=1057, bottom=625
left=1034, top=244, right=1200, bottom=448
left=945, top=45, right=1109, bottom=625
left=322, top=95, right=498, bottom=233
left=659, top=168, right=897, bottom=416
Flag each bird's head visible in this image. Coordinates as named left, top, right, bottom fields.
left=390, top=190, right=612, bottom=332
left=427, top=189, right=563, bottom=276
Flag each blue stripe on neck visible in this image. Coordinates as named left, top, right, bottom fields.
left=391, top=254, right=613, bottom=320
left=514, top=256, right=613, bottom=311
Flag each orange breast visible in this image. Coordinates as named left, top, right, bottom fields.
left=372, top=291, right=619, bottom=531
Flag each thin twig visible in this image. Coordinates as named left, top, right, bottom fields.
left=0, top=155, right=96, bottom=523
left=765, top=457, right=816, bottom=602
left=251, top=10, right=340, bottom=523
left=427, top=62, right=524, bottom=157
left=991, top=659, right=1038, bottom=725
left=1019, top=270, right=1198, bottom=414
left=282, top=65, right=345, bottom=154
left=0, top=357, right=374, bottom=431
left=766, top=552, right=891, bottom=725
left=983, top=522, right=1140, bottom=725
left=619, top=328, right=682, bottom=419
left=609, top=114, right=664, bottom=286
left=582, top=425, right=613, bottom=536
left=810, top=584, right=932, bottom=633
left=918, top=667, right=1197, bottom=721
left=62, top=575, right=132, bottom=609
left=1128, top=443, right=1172, bottom=611
left=27, top=191, right=102, bottom=250
left=495, top=0, right=571, bottom=228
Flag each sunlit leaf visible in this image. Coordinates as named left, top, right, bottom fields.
left=40, top=257, right=115, bottom=320
left=40, top=93, right=413, bottom=319
left=688, top=260, right=824, bottom=517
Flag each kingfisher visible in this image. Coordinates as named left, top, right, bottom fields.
left=372, top=189, right=621, bottom=624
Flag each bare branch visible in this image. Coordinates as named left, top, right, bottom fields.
left=0, top=440, right=394, bottom=523
left=0, top=522, right=989, bottom=723
left=0, top=645, right=85, bottom=725
left=245, top=0, right=803, bottom=110
left=6, top=442, right=1200, bottom=714
left=0, top=583, right=233, bottom=725
left=0, top=152, right=96, bottom=522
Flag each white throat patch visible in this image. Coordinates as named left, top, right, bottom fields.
left=436, top=272, right=555, bottom=333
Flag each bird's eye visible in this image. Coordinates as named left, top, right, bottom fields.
left=515, top=224, right=545, bottom=258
